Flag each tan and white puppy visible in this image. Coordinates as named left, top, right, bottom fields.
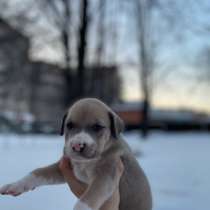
left=0, top=98, right=152, bottom=210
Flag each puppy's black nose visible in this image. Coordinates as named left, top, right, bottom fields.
left=72, top=143, right=86, bottom=153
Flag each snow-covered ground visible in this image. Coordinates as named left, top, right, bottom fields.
left=0, top=132, right=209, bottom=210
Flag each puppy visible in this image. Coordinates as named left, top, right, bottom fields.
left=0, top=98, right=152, bottom=210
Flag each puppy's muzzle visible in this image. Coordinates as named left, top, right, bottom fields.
left=71, top=143, right=86, bottom=153
left=65, top=132, right=97, bottom=159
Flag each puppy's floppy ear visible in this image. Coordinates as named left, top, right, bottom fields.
left=108, top=111, right=124, bottom=139
left=60, top=113, right=67, bottom=136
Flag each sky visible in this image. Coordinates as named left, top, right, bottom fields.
left=3, top=0, right=210, bottom=113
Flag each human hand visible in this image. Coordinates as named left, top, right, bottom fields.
left=59, top=157, right=87, bottom=198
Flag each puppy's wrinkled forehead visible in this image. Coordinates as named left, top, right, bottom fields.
left=67, top=99, right=110, bottom=126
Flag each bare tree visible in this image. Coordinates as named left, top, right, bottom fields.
left=36, top=0, right=74, bottom=105
left=35, top=0, right=91, bottom=101
left=127, top=0, right=184, bottom=137
left=88, top=0, right=107, bottom=98
left=77, top=0, right=90, bottom=97
left=95, top=0, right=106, bottom=65
left=133, top=0, right=156, bottom=138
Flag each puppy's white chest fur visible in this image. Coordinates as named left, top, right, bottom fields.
left=72, top=161, right=96, bottom=184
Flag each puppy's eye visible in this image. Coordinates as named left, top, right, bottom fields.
left=91, top=124, right=105, bottom=132
left=66, top=122, right=75, bottom=130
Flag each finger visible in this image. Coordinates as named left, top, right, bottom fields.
left=61, top=163, right=76, bottom=179
left=63, top=157, right=72, bottom=168
left=59, top=157, right=72, bottom=171
left=59, top=158, right=76, bottom=179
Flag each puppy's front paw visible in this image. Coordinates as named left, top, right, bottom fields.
left=74, top=201, right=92, bottom=210
left=0, top=175, right=36, bottom=196
left=0, top=182, right=28, bottom=196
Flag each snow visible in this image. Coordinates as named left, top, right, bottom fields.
left=0, top=132, right=210, bottom=210
left=125, top=132, right=210, bottom=210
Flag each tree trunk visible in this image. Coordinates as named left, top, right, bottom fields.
left=77, top=0, right=89, bottom=97
left=88, top=0, right=106, bottom=98
left=141, top=94, right=150, bottom=138
left=61, top=0, right=73, bottom=106
left=138, top=0, right=151, bottom=138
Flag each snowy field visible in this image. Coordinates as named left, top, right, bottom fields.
left=0, top=132, right=209, bottom=210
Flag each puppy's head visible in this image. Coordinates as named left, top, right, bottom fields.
left=60, top=98, right=124, bottom=162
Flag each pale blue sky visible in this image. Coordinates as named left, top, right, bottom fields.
left=7, top=0, right=209, bottom=113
